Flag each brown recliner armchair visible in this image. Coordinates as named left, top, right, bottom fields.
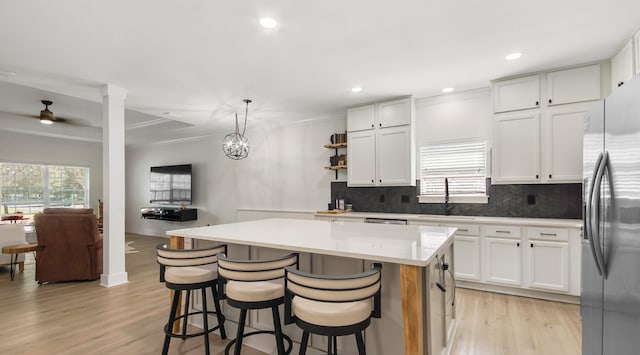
left=34, top=208, right=103, bottom=283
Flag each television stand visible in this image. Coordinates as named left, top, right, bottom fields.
left=141, top=207, right=197, bottom=222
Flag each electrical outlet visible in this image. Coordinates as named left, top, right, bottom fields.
left=527, top=195, right=536, bottom=205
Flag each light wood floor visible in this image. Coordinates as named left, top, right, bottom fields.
left=0, top=234, right=580, bottom=355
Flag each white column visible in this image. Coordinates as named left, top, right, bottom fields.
left=100, top=84, right=128, bottom=287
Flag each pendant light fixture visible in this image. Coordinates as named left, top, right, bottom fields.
left=222, top=99, right=252, bottom=160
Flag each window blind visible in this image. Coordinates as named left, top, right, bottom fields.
left=419, top=141, right=487, bottom=196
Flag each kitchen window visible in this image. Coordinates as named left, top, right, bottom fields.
left=418, top=140, right=489, bottom=203
left=0, top=162, right=89, bottom=218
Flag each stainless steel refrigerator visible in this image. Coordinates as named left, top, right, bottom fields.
left=582, top=76, right=640, bottom=355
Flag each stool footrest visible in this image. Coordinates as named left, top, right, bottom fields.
left=224, top=330, right=293, bottom=355
left=164, top=310, right=225, bottom=340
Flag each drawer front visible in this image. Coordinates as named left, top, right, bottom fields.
left=527, top=227, right=569, bottom=241
left=483, top=225, right=522, bottom=239
left=450, top=224, right=480, bottom=236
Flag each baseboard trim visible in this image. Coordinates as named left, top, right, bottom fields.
left=100, top=272, right=129, bottom=287
left=456, top=280, right=580, bottom=304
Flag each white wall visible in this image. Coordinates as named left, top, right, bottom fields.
left=415, top=88, right=492, bottom=145
left=235, top=118, right=346, bottom=211
left=1, top=91, right=490, bottom=237
left=0, top=131, right=103, bottom=212
left=125, top=117, right=346, bottom=237
left=125, top=135, right=238, bottom=236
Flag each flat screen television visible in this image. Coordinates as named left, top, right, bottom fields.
left=149, top=164, right=192, bottom=205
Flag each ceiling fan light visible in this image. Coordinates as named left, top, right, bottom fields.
left=40, top=117, right=54, bottom=125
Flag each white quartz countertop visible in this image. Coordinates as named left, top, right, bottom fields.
left=167, top=218, right=456, bottom=267
left=315, top=211, right=583, bottom=228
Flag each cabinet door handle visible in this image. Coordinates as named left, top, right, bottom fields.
left=371, top=124, right=374, bottom=128
left=530, top=243, right=534, bottom=248
left=535, top=101, right=539, bottom=106
left=549, top=174, right=552, bottom=178
left=458, top=229, right=468, bottom=232
left=540, top=233, right=557, bottom=236
left=496, top=230, right=511, bottom=234
left=517, top=242, right=520, bottom=247
left=379, top=179, right=382, bottom=183
left=548, top=99, right=552, bottom=104
left=536, top=174, right=539, bottom=179
left=371, top=179, right=374, bottom=183
left=619, top=82, right=624, bottom=87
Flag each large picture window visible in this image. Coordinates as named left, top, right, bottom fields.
left=418, top=140, right=488, bottom=203
left=0, top=162, right=89, bottom=217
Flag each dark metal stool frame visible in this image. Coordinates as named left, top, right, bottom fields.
left=284, top=263, right=382, bottom=355
left=218, top=252, right=299, bottom=355
left=157, top=243, right=228, bottom=355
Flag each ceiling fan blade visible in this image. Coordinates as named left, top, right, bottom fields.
left=52, top=116, right=93, bottom=127
left=0, top=110, right=40, bottom=120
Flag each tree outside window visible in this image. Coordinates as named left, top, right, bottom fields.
left=0, top=162, right=89, bottom=218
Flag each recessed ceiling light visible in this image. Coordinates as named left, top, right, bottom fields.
left=505, top=52, right=522, bottom=61
left=351, top=87, right=363, bottom=93
left=260, top=17, right=277, bottom=29
left=441, top=87, right=454, bottom=93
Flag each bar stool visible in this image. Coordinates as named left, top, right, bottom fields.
left=217, top=252, right=299, bottom=355
left=284, top=263, right=382, bottom=355
left=157, top=243, right=228, bottom=355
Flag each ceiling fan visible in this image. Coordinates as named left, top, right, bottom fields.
left=0, top=100, right=90, bottom=126
left=36, top=100, right=81, bottom=125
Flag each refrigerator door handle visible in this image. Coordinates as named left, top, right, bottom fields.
left=592, top=151, right=609, bottom=277
left=586, top=152, right=604, bottom=276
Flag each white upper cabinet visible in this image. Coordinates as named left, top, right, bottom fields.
left=347, top=97, right=415, bottom=187
left=492, top=75, right=540, bottom=113
left=611, top=39, right=635, bottom=91
left=491, top=63, right=600, bottom=184
left=346, top=104, right=375, bottom=132
left=492, top=113, right=541, bottom=184
left=376, top=125, right=413, bottom=185
left=378, top=98, right=412, bottom=128
left=493, top=108, right=585, bottom=184
left=542, top=108, right=586, bottom=182
left=546, top=64, right=601, bottom=106
left=347, top=130, right=376, bottom=185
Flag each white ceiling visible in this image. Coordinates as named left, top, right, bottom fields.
left=0, top=1, right=639, bottom=145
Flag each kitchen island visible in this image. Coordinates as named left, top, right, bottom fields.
left=167, top=218, right=457, bottom=355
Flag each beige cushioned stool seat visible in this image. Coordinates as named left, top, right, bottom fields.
left=226, top=279, right=284, bottom=302
left=165, top=266, right=217, bottom=284
left=292, top=297, right=372, bottom=327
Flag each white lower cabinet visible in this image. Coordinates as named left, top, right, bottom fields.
left=454, top=236, right=481, bottom=281
left=316, top=215, right=581, bottom=300
left=528, top=240, right=570, bottom=292
left=484, top=237, right=522, bottom=286
left=450, top=223, right=481, bottom=282
left=526, top=227, right=571, bottom=293
left=481, top=225, right=522, bottom=287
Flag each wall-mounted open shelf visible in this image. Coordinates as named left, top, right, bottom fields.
left=324, top=165, right=348, bottom=170
left=324, top=143, right=347, bottom=149
left=324, top=142, right=347, bottom=179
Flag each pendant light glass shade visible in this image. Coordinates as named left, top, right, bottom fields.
left=222, top=99, right=251, bottom=160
